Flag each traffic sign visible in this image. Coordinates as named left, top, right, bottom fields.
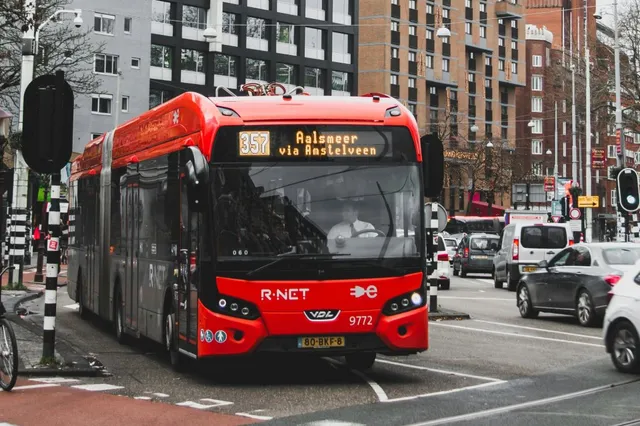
left=569, top=208, right=581, bottom=220
left=577, top=195, right=599, bottom=208
left=552, top=216, right=561, bottom=223
left=424, top=202, right=448, bottom=232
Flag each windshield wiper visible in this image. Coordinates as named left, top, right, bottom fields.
left=246, top=252, right=351, bottom=277
left=376, top=181, right=393, bottom=260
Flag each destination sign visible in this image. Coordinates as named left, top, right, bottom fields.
left=213, top=125, right=417, bottom=162
left=238, top=130, right=384, bottom=158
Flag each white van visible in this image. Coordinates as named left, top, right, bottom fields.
left=492, top=222, right=574, bottom=291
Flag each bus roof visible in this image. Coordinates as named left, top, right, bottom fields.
left=71, top=92, right=422, bottom=178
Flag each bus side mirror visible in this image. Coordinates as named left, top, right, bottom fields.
left=421, top=133, right=444, bottom=197
left=185, top=146, right=209, bottom=186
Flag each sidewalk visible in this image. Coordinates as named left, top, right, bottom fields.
left=1, top=264, right=67, bottom=292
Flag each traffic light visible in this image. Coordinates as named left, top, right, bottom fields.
left=561, top=196, right=571, bottom=220
left=616, top=168, right=640, bottom=212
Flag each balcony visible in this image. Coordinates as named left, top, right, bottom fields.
left=495, top=0, right=523, bottom=19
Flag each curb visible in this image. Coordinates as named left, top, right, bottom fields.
left=428, top=311, right=471, bottom=320
left=12, top=290, right=44, bottom=313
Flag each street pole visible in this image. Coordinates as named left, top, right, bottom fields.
left=10, top=0, right=37, bottom=285
left=584, top=0, right=593, bottom=243
left=614, top=0, right=624, bottom=168
left=571, top=65, right=578, bottom=184
left=43, top=173, right=61, bottom=359
left=554, top=101, right=559, bottom=200
left=114, top=68, right=121, bottom=127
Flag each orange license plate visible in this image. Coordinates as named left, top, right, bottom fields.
left=297, top=336, right=345, bottom=349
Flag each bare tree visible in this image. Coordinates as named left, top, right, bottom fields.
left=0, top=0, right=105, bottom=119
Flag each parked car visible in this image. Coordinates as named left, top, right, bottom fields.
left=493, top=222, right=573, bottom=291
left=603, top=256, right=640, bottom=373
left=443, top=237, right=458, bottom=264
left=431, top=235, right=452, bottom=290
left=516, top=243, right=640, bottom=327
left=453, top=233, right=500, bottom=277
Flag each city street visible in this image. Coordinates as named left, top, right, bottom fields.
left=9, top=272, right=640, bottom=425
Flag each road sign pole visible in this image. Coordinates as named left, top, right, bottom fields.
left=43, top=172, right=61, bottom=359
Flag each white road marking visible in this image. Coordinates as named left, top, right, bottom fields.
left=30, top=377, right=80, bottom=384
left=0, top=423, right=20, bottom=426
left=324, top=358, right=388, bottom=402
left=134, top=396, right=152, bottom=400
left=436, top=296, right=513, bottom=301
left=176, top=398, right=233, bottom=409
left=376, top=359, right=505, bottom=383
left=407, top=378, right=640, bottom=426
left=303, top=422, right=366, bottom=426
left=473, top=319, right=603, bottom=340
left=384, top=381, right=505, bottom=403
left=430, top=322, right=604, bottom=347
left=477, top=279, right=494, bottom=284
left=63, top=303, right=79, bottom=310
left=71, top=384, right=124, bottom=392
left=235, top=412, right=274, bottom=420
left=145, top=391, right=169, bottom=398
left=9, top=383, right=60, bottom=390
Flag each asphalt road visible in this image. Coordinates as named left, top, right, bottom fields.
left=16, top=272, right=640, bottom=425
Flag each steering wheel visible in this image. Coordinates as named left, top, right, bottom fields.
left=352, top=229, right=386, bottom=237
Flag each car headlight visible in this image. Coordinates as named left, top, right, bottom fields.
left=382, top=289, right=426, bottom=316
left=214, top=294, right=260, bottom=320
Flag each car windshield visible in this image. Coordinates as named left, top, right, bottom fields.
left=521, top=226, right=567, bottom=249
left=602, top=247, right=640, bottom=265
left=213, top=164, right=422, bottom=260
left=445, top=239, right=457, bottom=247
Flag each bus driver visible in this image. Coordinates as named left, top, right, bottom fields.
left=327, top=201, right=377, bottom=239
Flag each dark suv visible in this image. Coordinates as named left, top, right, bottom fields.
left=453, top=233, right=500, bottom=277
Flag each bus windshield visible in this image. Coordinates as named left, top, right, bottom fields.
left=213, top=164, right=422, bottom=260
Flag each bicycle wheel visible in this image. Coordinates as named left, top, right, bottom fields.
left=0, top=317, right=18, bottom=391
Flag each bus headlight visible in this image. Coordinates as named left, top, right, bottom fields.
left=382, top=290, right=426, bottom=316
left=214, top=294, right=260, bottom=320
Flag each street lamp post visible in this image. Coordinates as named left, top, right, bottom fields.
left=584, top=0, right=593, bottom=243
left=571, top=64, right=578, bottom=183
left=613, top=0, right=624, bottom=169
left=554, top=101, right=559, bottom=201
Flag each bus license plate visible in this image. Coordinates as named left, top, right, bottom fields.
left=523, top=266, right=537, bottom=272
left=297, top=336, right=345, bottom=349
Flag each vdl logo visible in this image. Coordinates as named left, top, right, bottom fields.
left=304, top=310, right=340, bottom=322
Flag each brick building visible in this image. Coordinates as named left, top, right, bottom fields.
left=358, top=0, right=526, bottom=215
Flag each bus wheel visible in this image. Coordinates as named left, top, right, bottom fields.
left=114, top=286, right=127, bottom=344
left=345, top=353, right=376, bottom=371
left=164, top=304, right=182, bottom=371
left=77, top=275, right=88, bottom=320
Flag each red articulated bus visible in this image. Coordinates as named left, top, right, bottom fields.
left=67, top=88, right=443, bottom=370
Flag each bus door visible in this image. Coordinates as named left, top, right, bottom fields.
left=123, top=168, right=140, bottom=330
left=177, top=177, right=198, bottom=354
left=84, top=177, right=99, bottom=312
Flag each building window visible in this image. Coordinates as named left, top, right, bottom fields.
left=426, top=54, right=433, bottom=68
left=480, top=26, right=486, bottom=38
left=91, top=94, right=112, bottom=115
left=213, top=53, right=238, bottom=88
left=277, top=63, right=297, bottom=87
left=277, top=0, right=298, bottom=15
left=121, top=96, right=129, bottom=113
left=276, top=22, right=297, bottom=55
left=246, top=58, right=268, bottom=82
left=391, top=21, right=399, bottom=32
left=391, top=47, right=398, bottom=58
left=94, top=13, right=115, bottom=35
left=511, top=62, right=517, bottom=74
left=409, top=25, right=416, bottom=36
left=427, top=4, right=433, bottom=14
left=611, top=189, right=617, bottom=205
left=151, top=1, right=173, bottom=36
left=562, top=164, right=566, bottom=176
left=532, top=55, right=542, bottom=67
left=531, top=97, right=542, bottom=112
left=131, top=57, right=140, bottom=69
left=305, top=27, right=325, bottom=60
left=532, top=162, right=543, bottom=176
left=531, top=75, right=543, bottom=91
left=332, top=32, right=351, bottom=64
left=149, top=89, right=172, bottom=108
left=465, top=22, right=471, bottom=35
left=408, top=51, right=416, bottom=62
left=608, top=145, right=617, bottom=158
left=442, top=58, right=450, bottom=72
left=531, top=119, right=542, bottom=134
left=94, top=54, right=118, bottom=74
left=124, top=17, right=132, bottom=33
left=183, top=5, right=207, bottom=30
left=563, top=142, right=566, bottom=157
left=305, top=67, right=325, bottom=95
left=306, top=0, right=326, bottom=20
left=409, top=0, right=416, bottom=8
left=90, top=133, right=102, bottom=140
left=407, top=102, right=416, bottom=115
left=531, top=139, right=542, bottom=155
left=332, top=71, right=351, bottom=95
left=333, top=0, right=352, bottom=25
left=247, top=17, right=268, bottom=51
left=480, top=2, right=486, bottom=12
left=498, top=59, right=504, bottom=70
left=150, top=44, right=172, bottom=81
left=222, top=12, right=239, bottom=47
left=181, top=49, right=205, bottom=84
left=390, top=74, right=398, bottom=85
left=408, top=77, right=416, bottom=88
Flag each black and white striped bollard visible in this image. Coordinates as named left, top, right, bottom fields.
left=428, top=203, right=439, bottom=313
left=43, top=172, right=61, bottom=359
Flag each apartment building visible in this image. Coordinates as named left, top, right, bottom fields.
left=149, top=0, right=358, bottom=106
left=71, top=0, right=152, bottom=154
left=359, top=0, right=525, bottom=215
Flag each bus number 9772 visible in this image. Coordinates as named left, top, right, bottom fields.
left=349, top=316, right=373, bottom=326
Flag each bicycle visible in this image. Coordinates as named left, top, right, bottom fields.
left=0, top=265, right=18, bottom=391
